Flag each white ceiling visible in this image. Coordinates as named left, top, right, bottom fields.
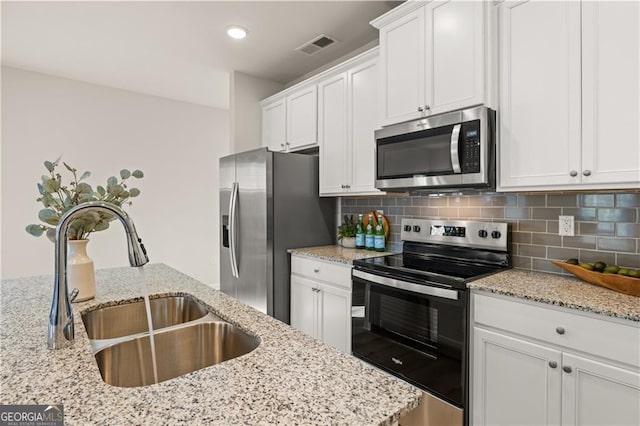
left=1, top=1, right=399, bottom=110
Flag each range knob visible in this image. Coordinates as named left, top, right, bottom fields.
left=478, top=230, right=488, bottom=238
left=404, top=225, right=412, bottom=232
left=413, top=225, right=421, bottom=233
left=491, top=230, right=502, bottom=239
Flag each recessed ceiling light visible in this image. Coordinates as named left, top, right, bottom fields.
left=226, top=25, right=248, bottom=40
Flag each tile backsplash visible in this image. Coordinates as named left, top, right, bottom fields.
left=340, top=191, right=640, bottom=274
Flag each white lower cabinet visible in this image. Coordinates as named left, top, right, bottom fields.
left=561, top=353, right=640, bottom=426
left=290, top=255, right=351, bottom=353
left=471, top=292, right=640, bottom=426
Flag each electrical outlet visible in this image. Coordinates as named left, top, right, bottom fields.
left=559, top=215, right=575, bottom=236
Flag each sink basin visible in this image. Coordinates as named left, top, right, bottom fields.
left=82, top=294, right=208, bottom=340
left=94, top=321, right=259, bottom=387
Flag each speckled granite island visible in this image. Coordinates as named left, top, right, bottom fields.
left=469, top=269, right=640, bottom=322
left=0, top=263, right=421, bottom=425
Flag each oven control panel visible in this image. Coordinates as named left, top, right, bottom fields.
left=400, top=218, right=508, bottom=250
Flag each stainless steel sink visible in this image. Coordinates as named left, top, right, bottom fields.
left=94, top=321, right=259, bottom=387
left=81, top=294, right=208, bottom=340
left=81, top=293, right=260, bottom=387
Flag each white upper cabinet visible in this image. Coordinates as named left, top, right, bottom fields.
left=581, top=1, right=640, bottom=186
left=348, top=57, right=380, bottom=194
left=499, top=0, right=640, bottom=191
left=372, top=0, right=486, bottom=127
left=261, top=97, right=287, bottom=152
left=318, top=73, right=349, bottom=194
left=499, top=0, right=582, bottom=189
left=378, top=7, right=426, bottom=126
left=286, top=85, right=318, bottom=150
left=319, top=51, right=383, bottom=196
left=260, top=84, right=317, bottom=152
left=425, top=0, right=485, bottom=115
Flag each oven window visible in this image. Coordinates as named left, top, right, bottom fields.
left=366, top=282, right=464, bottom=360
left=377, top=125, right=455, bottom=179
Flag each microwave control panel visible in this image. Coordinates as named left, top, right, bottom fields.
left=461, top=120, right=481, bottom=173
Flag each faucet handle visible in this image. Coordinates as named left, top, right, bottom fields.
left=69, top=288, right=79, bottom=303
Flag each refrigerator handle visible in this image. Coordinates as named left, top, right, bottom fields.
left=229, top=182, right=239, bottom=278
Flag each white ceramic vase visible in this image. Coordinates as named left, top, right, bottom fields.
left=341, top=237, right=356, bottom=248
left=67, top=239, right=96, bottom=302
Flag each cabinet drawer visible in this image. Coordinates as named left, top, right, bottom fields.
left=473, top=293, right=640, bottom=368
left=291, top=255, right=351, bottom=290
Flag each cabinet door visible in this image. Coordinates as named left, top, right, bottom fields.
left=472, top=328, right=562, bottom=426
left=348, top=57, right=382, bottom=195
left=261, top=99, right=286, bottom=152
left=581, top=1, right=640, bottom=187
left=290, top=275, right=319, bottom=339
left=562, top=353, right=640, bottom=426
left=498, top=1, right=581, bottom=189
left=286, top=85, right=317, bottom=150
left=425, top=0, right=485, bottom=115
left=318, top=283, right=351, bottom=353
left=319, top=73, right=349, bottom=195
left=378, top=7, right=426, bottom=126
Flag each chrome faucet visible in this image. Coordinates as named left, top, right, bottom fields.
left=47, top=201, right=149, bottom=349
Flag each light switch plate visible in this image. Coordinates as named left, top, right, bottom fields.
left=559, top=215, right=575, bottom=236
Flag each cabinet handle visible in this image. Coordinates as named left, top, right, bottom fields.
left=345, top=184, right=350, bottom=189
left=425, top=105, right=431, bottom=111
left=548, top=361, right=558, bottom=369
left=555, top=326, right=565, bottom=335
left=582, top=170, right=591, bottom=176
left=281, top=143, right=285, bottom=148
left=417, top=107, right=424, bottom=112
left=313, top=268, right=320, bottom=273
left=562, top=366, right=572, bottom=374
left=569, top=170, right=578, bottom=177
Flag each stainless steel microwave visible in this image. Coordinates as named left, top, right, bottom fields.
left=375, top=106, right=496, bottom=192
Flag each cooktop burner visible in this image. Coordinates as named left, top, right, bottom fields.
left=353, top=218, right=510, bottom=290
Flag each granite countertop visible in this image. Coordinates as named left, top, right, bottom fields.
left=0, top=263, right=421, bottom=425
left=469, top=269, right=640, bottom=322
left=288, top=245, right=395, bottom=265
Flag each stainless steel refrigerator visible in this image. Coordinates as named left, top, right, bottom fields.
left=219, top=148, right=336, bottom=324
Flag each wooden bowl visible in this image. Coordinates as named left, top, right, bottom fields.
left=363, top=211, right=390, bottom=240
left=551, top=260, right=640, bottom=297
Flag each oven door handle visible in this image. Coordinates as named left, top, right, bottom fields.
left=352, top=270, right=459, bottom=301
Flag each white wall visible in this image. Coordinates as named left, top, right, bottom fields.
left=1, top=66, right=230, bottom=286
left=230, top=71, right=283, bottom=153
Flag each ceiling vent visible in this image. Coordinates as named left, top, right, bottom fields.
left=295, top=34, right=338, bottom=55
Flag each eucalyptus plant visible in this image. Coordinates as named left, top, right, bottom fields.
left=26, top=157, right=144, bottom=242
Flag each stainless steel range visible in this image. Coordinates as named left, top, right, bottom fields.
left=351, top=218, right=510, bottom=425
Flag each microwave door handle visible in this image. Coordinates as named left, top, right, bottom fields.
left=229, top=182, right=239, bottom=278
left=450, top=124, right=462, bottom=173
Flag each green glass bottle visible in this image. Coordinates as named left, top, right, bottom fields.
left=365, top=214, right=375, bottom=251
left=355, top=214, right=365, bottom=249
left=374, top=214, right=385, bottom=252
